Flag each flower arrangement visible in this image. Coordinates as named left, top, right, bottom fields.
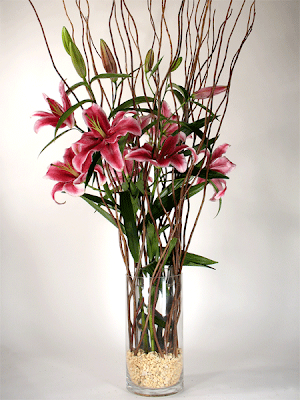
left=29, top=0, right=255, bottom=394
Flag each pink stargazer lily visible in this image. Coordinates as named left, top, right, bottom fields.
left=33, top=81, right=75, bottom=133
left=193, top=85, right=227, bottom=100
left=72, top=104, right=141, bottom=172
left=46, top=146, right=106, bottom=204
left=196, top=143, right=235, bottom=201
left=126, top=134, right=197, bottom=173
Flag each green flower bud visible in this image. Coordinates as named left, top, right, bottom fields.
left=62, top=27, right=72, bottom=55
left=69, top=41, right=86, bottom=79
left=144, top=49, right=154, bottom=73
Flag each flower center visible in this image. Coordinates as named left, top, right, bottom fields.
left=86, top=115, right=106, bottom=138
left=55, top=162, right=79, bottom=178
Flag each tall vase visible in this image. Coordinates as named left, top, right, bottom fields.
left=126, top=271, right=183, bottom=396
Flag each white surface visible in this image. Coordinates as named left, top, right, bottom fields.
left=1, top=0, right=299, bottom=399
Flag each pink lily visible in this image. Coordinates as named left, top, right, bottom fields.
left=196, top=143, right=235, bottom=201
left=193, top=85, right=227, bottom=100
left=72, top=104, right=141, bottom=172
left=125, top=134, right=197, bottom=173
left=33, top=81, right=75, bottom=133
left=46, top=146, right=106, bottom=204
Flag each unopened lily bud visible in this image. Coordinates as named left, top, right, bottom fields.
left=62, top=27, right=72, bottom=55
left=100, top=39, right=117, bottom=80
left=69, top=41, right=87, bottom=79
left=193, top=85, right=227, bottom=100
left=144, top=49, right=154, bottom=73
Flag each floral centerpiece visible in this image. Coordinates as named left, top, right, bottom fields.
left=29, top=0, right=255, bottom=395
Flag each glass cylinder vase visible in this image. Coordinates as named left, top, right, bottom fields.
left=126, top=270, right=183, bottom=396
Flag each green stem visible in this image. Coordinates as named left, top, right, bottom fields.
left=148, top=300, right=155, bottom=352
left=139, top=285, right=148, bottom=352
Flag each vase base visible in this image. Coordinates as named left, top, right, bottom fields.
left=126, top=378, right=183, bottom=397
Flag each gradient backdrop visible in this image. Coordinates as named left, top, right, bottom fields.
left=1, top=0, right=299, bottom=399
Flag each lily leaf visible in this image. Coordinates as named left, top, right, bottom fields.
left=149, top=57, right=163, bottom=78
left=120, top=191, right=140, bottom=263
left=81, top=194, right=123, bottom=231
left=82, top=193, right=116, bottom=209
left=181, top=252, right=217, bottom=268
left=90, top=73, right=131, bottom=83
left=110, top=96, right=155, bottom=117
left=39, top=129, right=72, bottom=156
left=85, top=152, right=101, bottom=188
left=150, top=182, right=205, bottom=221
left=146, top=222, right=159, bottom=262
left=167, top=83, right=189, bottom=102
left=65, top=81, right=87, bottom=95
left=170, top=56, right=182, bottom=72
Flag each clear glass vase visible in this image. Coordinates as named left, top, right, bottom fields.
left=126, top=270, right=183, bottom=396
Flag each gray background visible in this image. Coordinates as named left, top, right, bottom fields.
left=1, top=0, right=299, bottom=399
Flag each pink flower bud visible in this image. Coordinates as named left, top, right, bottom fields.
left=193, top=85, right=227, bottom=100
left=100, top=39, right=117, bottom=77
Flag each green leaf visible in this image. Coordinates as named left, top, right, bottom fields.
left=146, top=222, right=159, bottom=262
left=54, top=99, right=92, bottom=135
left=65, top=81, right=87, bottom=95
left=82, top=193, right=116, bottom=209
left=39, top=129, right=72, bottom=155
left=69, top=41, right=86, bottom=78
left=181, top=252, right=217, bottom=268
left=150, top=182, right=205, bottom=221
left=81, top=194, right=123, bottom=232
left=90, top=73, right=131, bottom=83
left=170, top=57, right=182, bottom=72
left=154, top=313, right=166, bottom=328
left=189, top=165, right=229, bottom=180
left=103, top=183, right=115, bottom=205
left=110, top=96, right=155, bottom=118
left=171, top=89, right=185, bottom=106
left=167, top=83, right=189, bottom=102
left=141, top=260, right=157, bottom=276
left=191, top=100, right=217, bottom=119
left=149, top=57, right=163, bottom=78
left=85, top=152, right=101, bottom=188
left=120, top=191, right=140, bottom=262
left=163, top=238, right=177, bottom=266
left=118, top=133, right=129, bottom=155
